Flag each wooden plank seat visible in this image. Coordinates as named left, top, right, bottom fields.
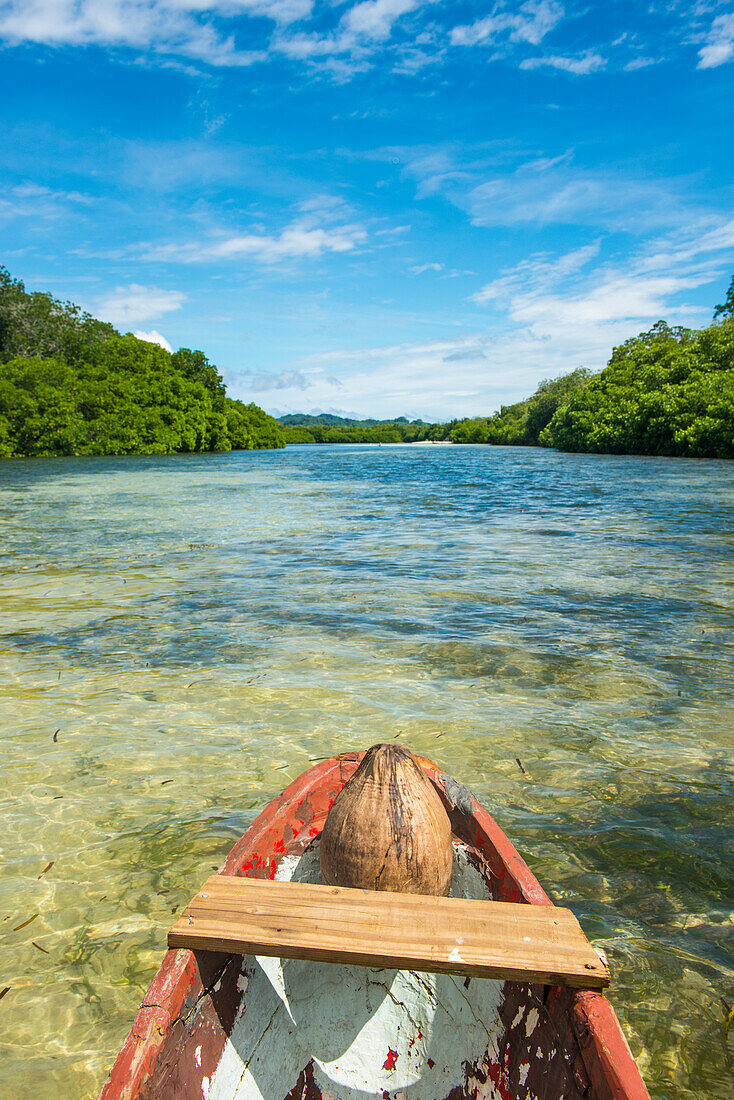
left=169, top=876, right=610, bottom=990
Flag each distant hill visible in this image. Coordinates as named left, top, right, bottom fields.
left=277, top=413, right=426, bottom=428
left=277, top=413, right=439, bottom=444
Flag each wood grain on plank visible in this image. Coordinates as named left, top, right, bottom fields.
left=168, top=876, right=609, bottom=989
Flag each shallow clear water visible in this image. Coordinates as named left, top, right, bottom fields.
left=0, top=444, right=732, bottom=1099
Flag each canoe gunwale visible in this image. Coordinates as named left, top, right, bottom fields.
left=99, top=751, right=650, bottom=1100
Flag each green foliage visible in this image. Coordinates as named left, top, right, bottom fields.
left=282, top=424, right=318, bottom=443
left=171, top=347, right=226, bottom=401
left=714, top=276, right=734, bottom=321
left=0, top=267, right=116, bottom=365
left=445, top=418, right=490, bottom=444
left=441, top=312, right=733, bottom=460
left=230, top=400, right=285, bottom=449
left=541, top=319, right=734, bottom=458
left=0, top=267, right=284, bottom=458
left=442, top=368, right=592, bottom=446
left=279, top=415, right=433, bottom=445
left=279, top=412, right=426, bottom=429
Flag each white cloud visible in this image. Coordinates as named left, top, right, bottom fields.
left=239, top=368, right=310, bottom=390
left=234, top=323, right=607, bottom=420
left=475, top=218, right=734, bottom=319
left=409, top=151, right=475, bottom=199
left=624, top=55, right=657, bottom=71
left=234, top=336, right=507, bottom=418
left=0, top=0, right=723, bottom=76
left=635, top=218, right=734, bottom=273
left=134, top=328, right=173, bottom=351
left=12, top=182, right=93, bottom=204
left=273, top=0, right=423, bottom=62
left=498, top=271, right=705, bottom=328
left=0, top=181, right=95, bottom=222
left=411, top=261, right=443, bottom=274
left=342, top=0, right=419, bottom=43
left=96, top=284, right=186, bottom=325
left=520, top=50, right=605, bottom=74
left=139, top=216, right=367, bottom=263
left=122, top=139, right=243, bottom=192
left=698, top=12, right=734, bottom=68
left=472, top=241, right=601, bottom=303
left=450, top=1, right=564, bottom=49
left=465, top=219, right=734, bottom=393
left=0, top=0, right=301, bottom=66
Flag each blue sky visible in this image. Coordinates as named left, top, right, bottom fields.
left=1, top=1, right=734, bottom=420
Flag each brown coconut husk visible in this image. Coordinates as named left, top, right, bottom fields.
left=319, top=743, right=453, bottom=896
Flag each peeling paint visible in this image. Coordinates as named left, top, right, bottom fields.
left=211, top=842, right=504, bottom=1100
left=524, top=1009, right=539, bottom=1038
left=99, top=753, right=651, bottom=1100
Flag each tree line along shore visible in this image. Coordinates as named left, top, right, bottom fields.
left=0, top=267, right=284, bottom=457
left=2, top=266, right=733, bottom=460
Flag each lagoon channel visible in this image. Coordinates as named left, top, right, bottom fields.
left=0, top=443, right=732, bottom=1099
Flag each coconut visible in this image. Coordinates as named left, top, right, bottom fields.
left=319, top=744, right=453, bottom=895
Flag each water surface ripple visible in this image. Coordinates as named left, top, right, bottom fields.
left=0, top=444, right=732, bottom=1098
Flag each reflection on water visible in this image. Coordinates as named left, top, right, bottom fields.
left=0, top=444, right=732, bottom=1099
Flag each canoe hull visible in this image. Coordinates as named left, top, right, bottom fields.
left=99, top=752, right=650, bottom=1100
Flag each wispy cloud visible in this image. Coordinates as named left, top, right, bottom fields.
left=520, top=50, right=605, bottom=74
left=624, top=55, right=657, bottom=72
left=469, top=216, right=734, bottom=373
left=395, top=147, right=700, bottom=233
left=404, top=148, right=477, bottom=200
left=698, top=12, right=734, bottom=68
left=0, top=181, right=95, bottom=222
left=450, top=1, right=564, bottom=49
left=0, top=0, right=280, bottom=66
left=0, top=0, right=729, bottom=76
left=234, top=335, right=506, bottom=418
left=12, top=182, right=93, bottom=205
left=272, top=0, right=426, bottom=68
left=472, top=241, right=602, bottom=304
left=140, top=219, right=367, bottom=264
left=481, top=217, right=734, bottom=307
left=0, top=0, right=329, bottom=63
left=489, top=269, right=707, bottom=329
left=0, top=0, right=432, bottom=73
left=131, top=193, right=368, bottom=264
left=239, top=368, right=310, bottom=390
left=96, top=284, right=186, bottom=325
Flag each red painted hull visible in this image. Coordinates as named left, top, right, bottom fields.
left=99, top=752, right=650, bottom=1100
